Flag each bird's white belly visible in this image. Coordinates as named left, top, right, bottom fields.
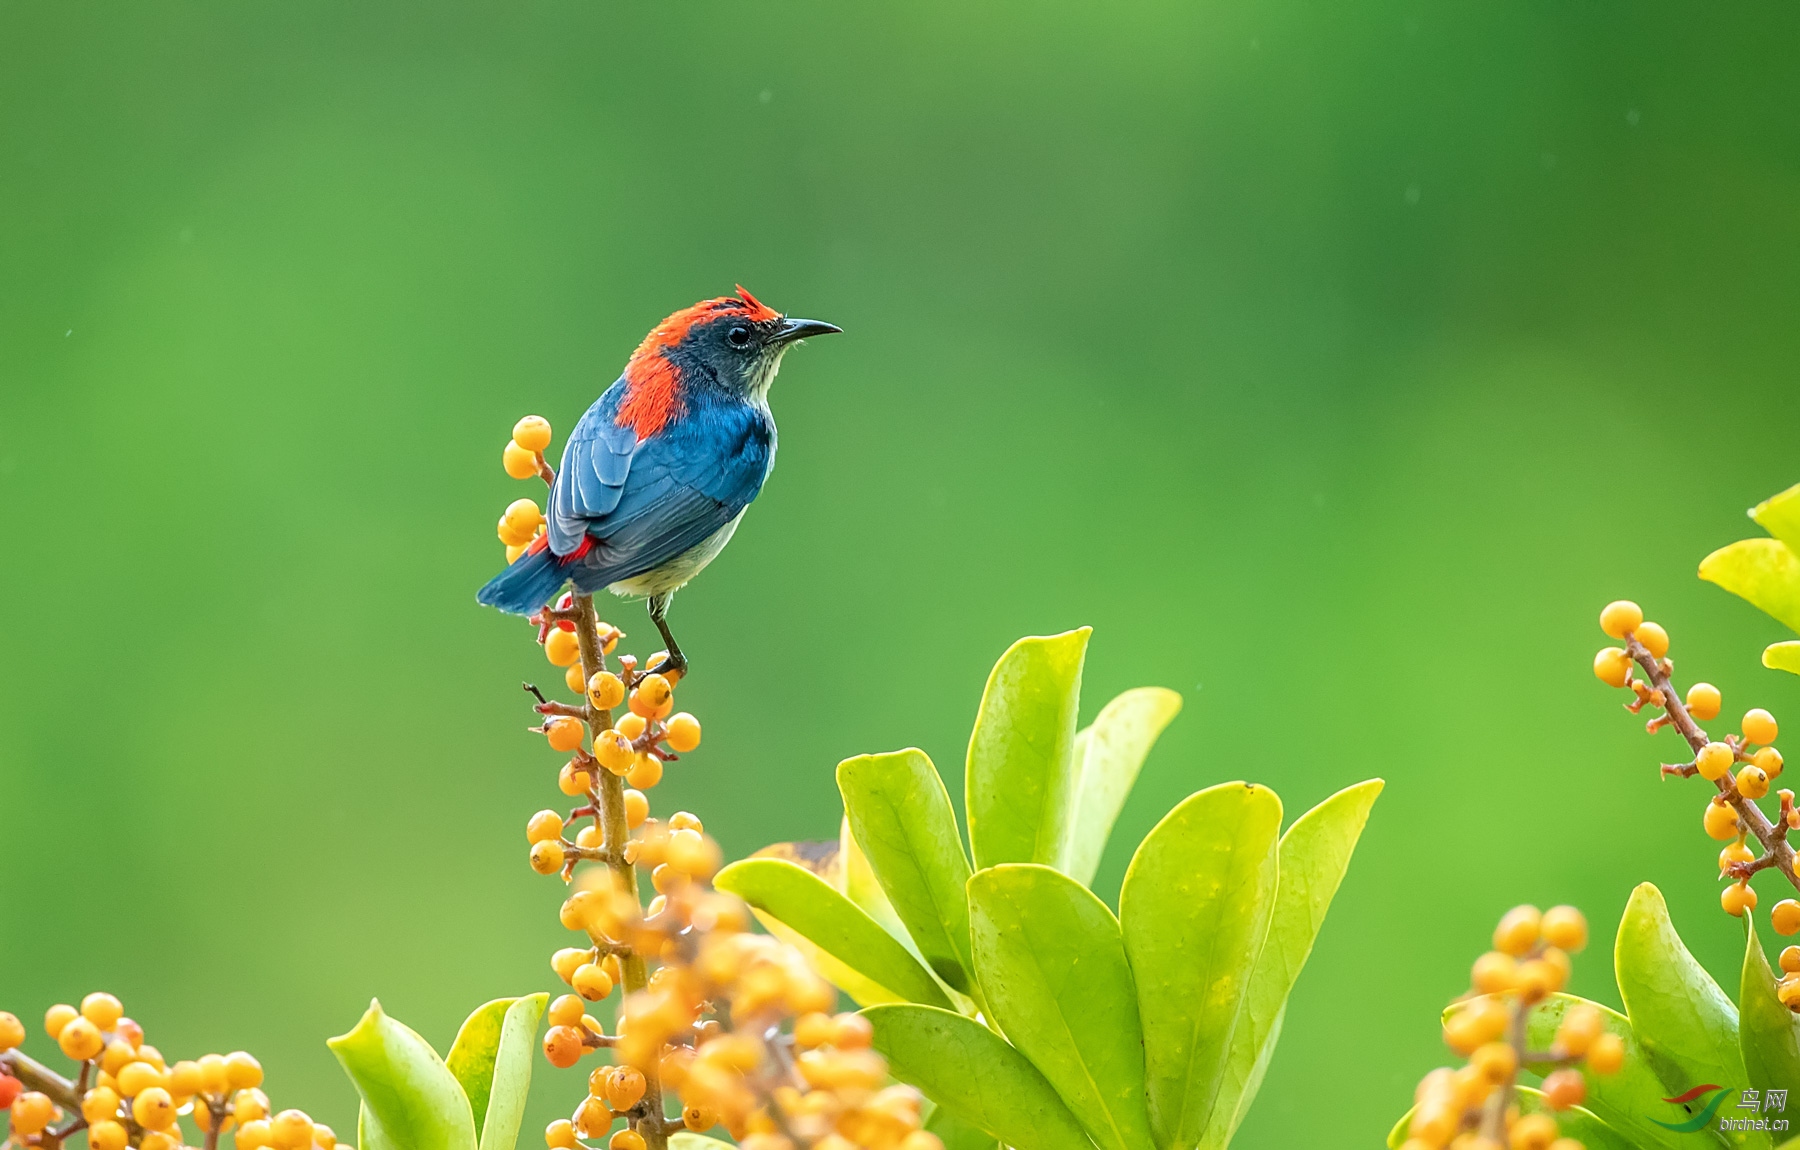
left=606, top=510, right=748, bottom=599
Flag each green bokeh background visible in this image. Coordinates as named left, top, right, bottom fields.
left=4, top=2, right=1800, bottom=1144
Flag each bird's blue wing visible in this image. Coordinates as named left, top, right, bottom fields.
left=545, top=387, right=774, bottom=583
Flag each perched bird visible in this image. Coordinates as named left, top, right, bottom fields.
left=477, top=287, right=840, bottom=675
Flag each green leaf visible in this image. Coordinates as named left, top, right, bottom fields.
left=1753, top=485, right=1800, bottom=555
left=1616, top=883, right=1766, bottom=1147
left=1519, top=994, right=1693, bottom=1150
left=1120, top=782, right=1283, bottom=1150
left=925, top=1103, right=1000, bottom=1150
left=1701, top=539, right=1800, bottom=634
left=840, top=749, right=977, bottom=995
left=1062, top=687, right=1183, bottom=887
left=1765, top=643, right=1800, bottom=676
left=328, top=999, right=478, bottom=1150
left=967, top=865, right=1152, bottom=1150
left=840, top=816, right=914, bottom=945
left=966, top=628, right=1091, bottom=871
left=1203, top=778, right=1383, bottom=1149
left=863, top=1003, right=1096, bottom=1150
left=715, top=858, right=951, bottom=1009
left=445, top=995, right=546, bottom=1150
left=1742, top=915, right=1800, bottom=1097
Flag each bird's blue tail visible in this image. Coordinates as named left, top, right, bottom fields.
left=477, top=547, right=572, bottom=616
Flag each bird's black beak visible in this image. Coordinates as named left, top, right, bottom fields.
left=774, top=316, right=843, bottom=344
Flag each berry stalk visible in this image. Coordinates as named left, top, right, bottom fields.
left=1623, top=634, right=1800, bottom=892
left=570, top=591, right=670, bottom=1150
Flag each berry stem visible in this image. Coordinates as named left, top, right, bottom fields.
left=0, top=1049, right=79, bottom=1112
left=1626, top=636, right=1800, bottom=892
left=571, top=592, right=670, bottom=1150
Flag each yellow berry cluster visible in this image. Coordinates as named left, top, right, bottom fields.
left=0, top=993, right=330, bottom=1150
left=489, top=408, right=942, bottom=1150
left=1404, top=906, right=1619, bottom=1150
left=1591, top=601, right=1800, bottom=948
left=498, top=416, right=555, bottom=563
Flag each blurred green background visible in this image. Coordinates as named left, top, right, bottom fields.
left=4, top=1, right=1800, bottom=1144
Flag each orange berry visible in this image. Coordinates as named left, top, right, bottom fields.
left=504, top=440, right=540, bottom=480
left=683, top=1105, right=718, bottom=1132
left=1493, top=905, right=1542, bottom=957
left=1784, top=946, right=1800, bottom=973
left=1687, top=682, right=1723, bottom=721
left=1636, top=621, right=1670, bottom=659
left=552, top=948, right=589, bottom=985
left=1775, top=900, right=1800, bottom=937
left=546, top=1119, right=581, bottom=1150
left=1555, top=1004, right=1603, bottom=1057
left=498, top=515, right=535, bottom=547
left=565, top=663, right=586, bottom=693
left=596, top=729, right=636, bottom=774
left=545, top=717, right=585, bottom=752
left=1756, top=746, right=1784, bottom=779
left=1593, top=647, right=1632, bottom=688
left=1600, top=600, right=1643, bottom=639
left=587, top=671, right=626, bottom=710
left=834, top=1012, right=874, bottom=1050
left=60, top=1015, right=104, bottom=1060
left=1738, top=765, right=1771, bottom=800
left=527, top=809, right=565, bottom=845
left=794, top=1012, right=835, bottom=1049
left=1746, top=709, right=1780, bottom=746
left=133, top=1087, right=177, bottom=1131
left=549, top=995, right=586, bottom=1028
left=89, top=1120, right=129, bottom=1150
left=646, top=651, right=683, bottom=684
left=1723, top=881, right=1759, bottom=917
left=1541, top=905, right=1588, bottom=952
left=666, top=829, right=721, bottom=878
left=1697, top=741, right=1735, bottom=781
left=663, top=713, right=701, bottom=753
left=606, top=1065, right=647, bottom=1110
left=610, top=1130, right=647, bottom=1150
left=1469, top=1042, right=1516, bottom=1085
left=1705, top=799, right=1743, bottom=841
left=513, top=416, right=553, bottom=453
left=507, top=542, right=530, bottom=564
left=627, top=754, right=663, bottom=790
left=576, top=825, right=604, bottom=848
left=44, top=1003, right=78, bottom=1039
left=269, top=1109, right=313, bottom=1149
left=1540, top=1067, right=1586, bottom=1110
left=83, top=1087, right=122, bottom=1123
left=545, top=628, right=581, bottom=668
left=1516, top=957, right=1562, bottom=1000
left=573, top=963, right=614, bottom=1002
left=623, top=789, right=650, bottom=828
left=315, top=1125, right=339, bottom=1149
left=118, top=1060, right=167, bottom=1096
left=1587, top=1031, right=1624, bottom=1074
left=81, top=992, right=123, bottom=1030
left=558, top=761, right=594, bottom=796
left=543, top=1026, right=584, bottom=1069
left=645, top=894, right=667, bottom=917
left=530, top=840, right=566, bottom=875
left=10, top=1091, right=55, bottom=1135
left=668, top=811, right=702, bottom=833
left=1511, top=1113, right=1559, bottom=1150
left=616, top=713, right=647, bottom=741
left=1721, top=841, right=1755, bottom=871
left=0, top=1012, right=23, bottom=1051
left=630, top=674, right=674, bottom=719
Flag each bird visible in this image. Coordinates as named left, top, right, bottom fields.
left=477, top=287, right=840, bottom=677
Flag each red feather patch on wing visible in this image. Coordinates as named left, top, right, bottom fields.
left=616, top=288, right=780, bottom=440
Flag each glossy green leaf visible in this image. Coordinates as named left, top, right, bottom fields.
left=1062, top=687, right=1183, bottom=887
left=966, top=628, right=1091, bottom=871
left=329, top=999, right=478, bottom=1150
left=445, top=994, right=546, bottom=1150
left=840, top=816, right=914, bottom=945
left=1701, top=538, right=1800, bottom=634
left=716, top=858, right=951, bottom=1009
left=967, top=864, right=1152, bottom=1150
left=1742, top=915, right=1800, bottom=1096
left=1387, top=1090, right=1637, bottom=1150
left=925, top=1103, right=1000, bottom=1150
left=1203, top=778, right=1383, bottom=1149
left=1120, top=781, right=1283, bottom=1150
left=360, top=1105, right=398, bottom=1150
left=863, top=1004, right=1095, bottom=1150
left=1765, top=643, right=1800, bottom=676
left=840, top=749, right=977, bottom=995
left=1519, top=994, right=1692, bottom=1150
left=1616, top=883, right=1754, bottom=1135
left=1753, top=485, right=1800, bottom=555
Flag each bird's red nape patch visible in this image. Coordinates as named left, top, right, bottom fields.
left=615, top=287, right=781, bottom=439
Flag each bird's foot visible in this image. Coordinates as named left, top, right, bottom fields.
left=644, top=649, right=688, bottom=683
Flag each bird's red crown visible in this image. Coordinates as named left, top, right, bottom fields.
left=616, top=287, right=779, bottom=440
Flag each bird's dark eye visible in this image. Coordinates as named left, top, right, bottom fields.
left=727, top=325, right=752, bottom=348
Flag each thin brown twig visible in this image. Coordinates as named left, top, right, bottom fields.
left=1625, top=636, right=1800, bottom=893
